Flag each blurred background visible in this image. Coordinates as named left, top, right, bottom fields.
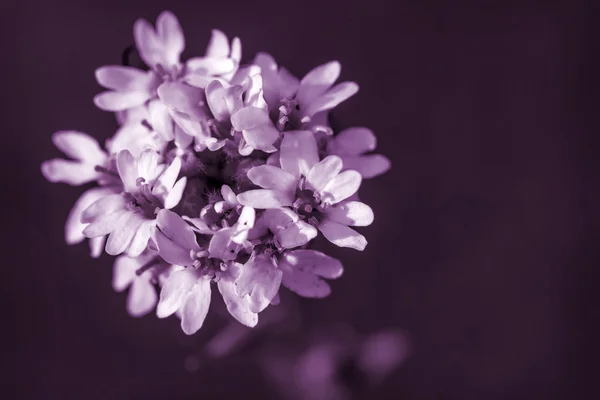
left=1, top=0, right=597, bottom=398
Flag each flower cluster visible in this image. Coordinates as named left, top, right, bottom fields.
left=41, top=11, right=390, bottom=335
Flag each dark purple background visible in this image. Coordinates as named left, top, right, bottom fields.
left=2, top=1, right=598, bottom=398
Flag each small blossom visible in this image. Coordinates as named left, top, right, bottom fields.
left=238, top=131, right=370, bottom=250
left=254, top=53, right=358, bottom=128
left=81, top=149, right=186, bottom=257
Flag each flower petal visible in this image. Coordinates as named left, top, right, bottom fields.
left=126, top=220, right=156, bottom=257
left=40, top=159, right=101, bottom=186
left=113, top=255, right=139, bottom=292
left=217, top=266, right=258, bottom=327
left=153, top=156, right=181, bottom=196
left=231, top=106, right=269, bottom=130
left=95, top=66, right=156, bottom=92
left=136, top=149, right=159, bottom=181
left=156, top=268, right=199, bottom=318
left=127, top=279, right=158, bottom=317
left=318, top=220, right=367, bottom=251
left=89, top=236, right=107, bottom=258
left=280, top=131, right=319, bottom=179
left=246, top=165, right=296, bottom=192
left=329, top=127, right=377, bottom=156
left=94, top=91, right=152, bottom=112
left=324, top=201, right=374, bottom=227
left=296, top=61, right=341, bottom=106
left=205, top=80, right=230, bottom=121
left=205, top=29, right=230, bottom=58
left=116, top=150, right=138, bottom=192
left=321, top=170, right=362, bottom=205
left=341, top=154, right=391, bottom=179
left=133, top=17, right=162, bottom=67
left=156, top=10, right=185, bottom=66
left=163, top=177, right=187, bottom=209
left=82, top=210, right=128, bottom=238
left=235, top=255, right=282, bottom=313
left=186, top=57, right=236, bottom=76
left=279, top=252, right=335, bottom=299
left=156, top=209, right=199, bottom=252
left=157, top=82, right=207, bottom=121
left=154, top=230, right=193, bottom=266
left=105, top=213, right=145, bottom=256
left=181, top=278, right=212, bottom=335
left=241, top=126, right=279, bottom=153
left=282, top=249, right=344, bottom=279
left=65, top=187, right=115, bottom=245
left=51, top=130, right=106, bottom=164
left=80, top=193, right=127, bottom=224
left=276, top=220, right=318, bottom=249
left=237, top=189, right=294, bottom=209
left=303, top=81, right=359, bottom=117
left=148, top=99, right=175, bottom=141
left=305, top=155, right=343, bottom=193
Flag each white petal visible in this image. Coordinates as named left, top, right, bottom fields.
left=246, top=165, right=296, bottom=192
left=105, top=213, right=145, bottom=256
left=282, top=249, right=344, bottom=279
left=279, top=251, right=336, bottom=299
left=156, top=11, right=185, bottom=66
left=231, top=106, right=270, bottom=130
left=112, top=255, right=139, bottom=292
left=205, top=80, right=230, bottom=121
left=51, top=130, right=106, bottom=164
left=186, top=57, right=236, bottom=76
left=156, top=209, right=199, bottom=251
left=217, top=267, right=258, bottom=327
left=94, top=91, right=152, bottom=112
left=296, top=61, right=341, bottom=106
left=148, top=100, right=175, bottom=141
left=235, top=255, right=282, bottom=313
left=329, top=127, right=376, bottom=156
left=156, top=268, right=199, bottom=318
left=126, top=220, right=156, bottom=257
left=163, top=177, right=187, bottom=209
left=181, top=278, right=212, bottom=335
left=89, top=236, right=106, bottom=258
left=116, top=150, right=138, bottom=192
left=157, top=82, right=206, bottom=121
left=321, top=170, right=362, bottom=205
left=154, top=230, right=193, bottom=266
left=237, top=189, right=294, bottom=209
left=236, top=206, right=256, bottom=231
left=40, top=159, right=101, bottom=186
left=325, top=201, right=374, bottom=227
left=280, top=131, right=319, bottom=179
left=153, top=156, right=181, bottom=195
left=205, top=29, right=230, bottom=58
left=127, top=279, right=158, bottom=317
left=303, top=81, right=359, bottom=117
left=136, top=149, right=159, bottom=181
left=66, top=187, right=114, bottom=245
left=80, top=193, right=126, bottom=224
left=305, top=155, right=343, bottom=193
left=341, top=154, right=391, bottom=179
left=276, top=220, right=318, bottom=249
left=318, top=220, right=367, bottom=251
left=82, top=210, right=128, bottom=238
left=133, top=18, right=163, bottom=67
left=221, top=185, right=238, bottom=205
left=241, top=126, right=279, bottom=153
left=95, top=66, right=155, bottom=92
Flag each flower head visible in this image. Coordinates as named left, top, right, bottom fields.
left=41, top=10, right=392, bottom=335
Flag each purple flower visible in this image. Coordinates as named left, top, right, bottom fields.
left=238, top=131, right=372, bottom=250
left=254, top=53, right=359, bottom=128
left=81, top=149, right=186, bottom=257
left=43, top=10, right=392, bottom=335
